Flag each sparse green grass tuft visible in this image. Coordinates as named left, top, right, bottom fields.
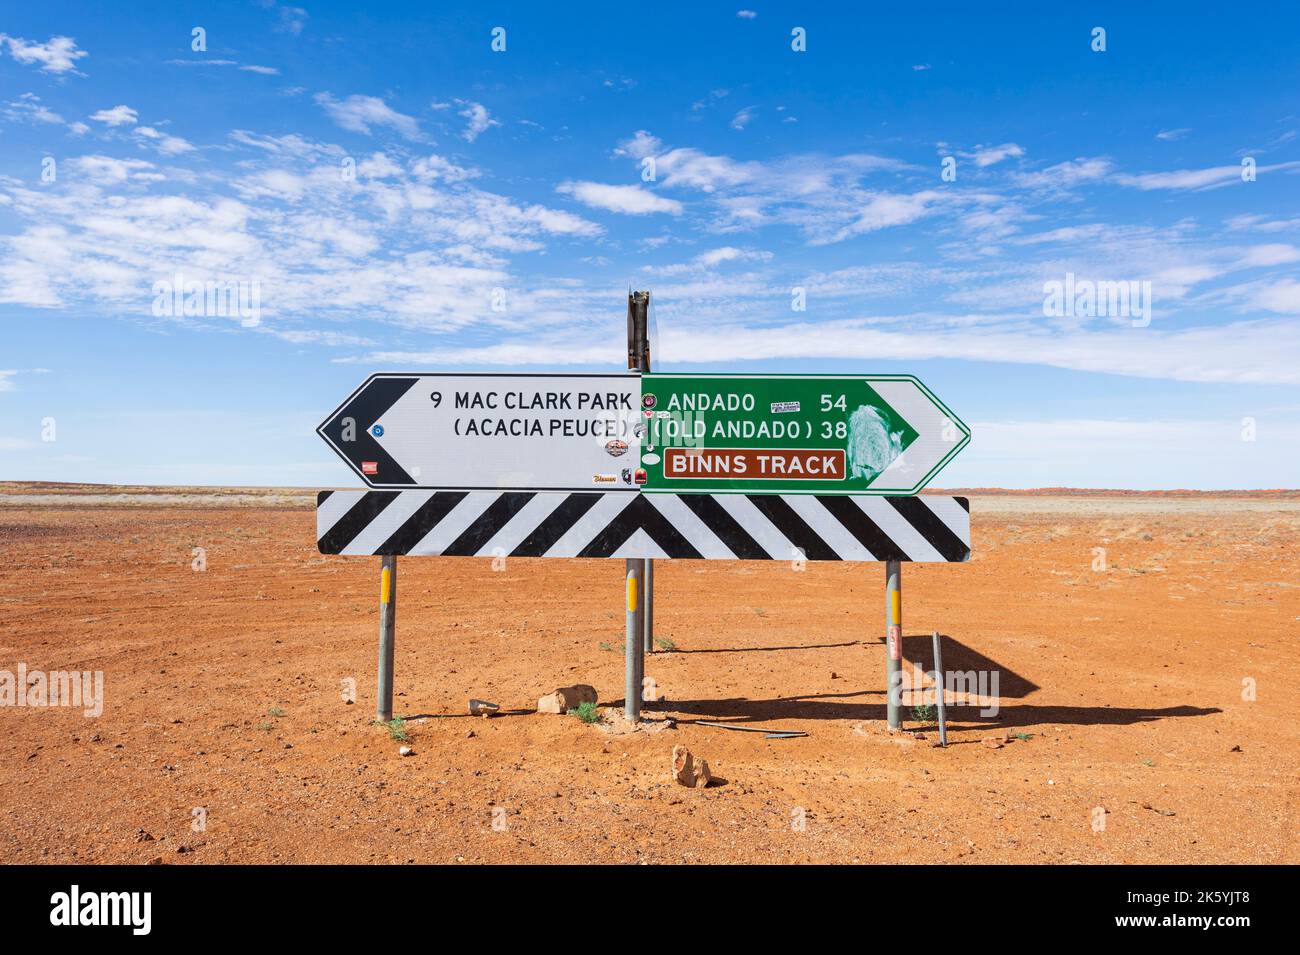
left=911, top=703, right=937, bottom=723
left=655, top=637, right=677, bottom=652
left=1013, top=732, right=1034, bottom=741
left=377, top=717, right=409, bottom=742
left=268, top=707, right=286, bottom=717
left=568, top=701, right=601, bottom=724
left=1142, top=758, right=1155, bottom=767
left=256, top=722, right=272, bottom=732
left=599, top=640, right=625, bottom=653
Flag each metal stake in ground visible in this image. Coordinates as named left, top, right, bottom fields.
left=376, top=554, right=396, bottom=723
left=932, top=630, right=947, bottom=747
left=643, top=556, right=654, bottom=653
left=885, top=559, right=902, bottom=730
left=624, top=559, right=644, bottom=721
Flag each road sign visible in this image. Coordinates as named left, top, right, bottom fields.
left=638, top=374, right=969, bottom=495
left=317, top=489, right=971, bottom=562
left=317, top=373, right=641, bottom=490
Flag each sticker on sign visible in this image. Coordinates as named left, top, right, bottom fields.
left=639, top=374, right=969, bottom=495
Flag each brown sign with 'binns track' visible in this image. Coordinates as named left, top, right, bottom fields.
left=663, top=447, right=846, bottom=481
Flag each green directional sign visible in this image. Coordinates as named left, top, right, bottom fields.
left=638, top=374, right=969, bottom=495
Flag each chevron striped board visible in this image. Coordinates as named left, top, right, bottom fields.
left=317, top=490, right=970, bottom=562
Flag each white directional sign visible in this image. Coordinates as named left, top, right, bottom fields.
left=318, top=373, right=641, bottom=490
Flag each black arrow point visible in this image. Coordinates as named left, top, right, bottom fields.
left=318, top=375, right=419, bottom=486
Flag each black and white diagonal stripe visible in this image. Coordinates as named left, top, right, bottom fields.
left=317, top=490, right=970, bottom=562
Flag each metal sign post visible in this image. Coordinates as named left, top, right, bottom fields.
left=625, top=559, right=644, bottom=720
left=376, top=554, right=396, bottom=723
left=627, top=291, right=655, bottom=655
left=885, top=559, right=902, bottom=731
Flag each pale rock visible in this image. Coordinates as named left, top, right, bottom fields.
left=537, top=684, right=597, bottom=714
left=672, top=745, right=712, bottom=788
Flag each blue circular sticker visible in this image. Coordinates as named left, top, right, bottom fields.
left=371, top=424, right=385, bottom=437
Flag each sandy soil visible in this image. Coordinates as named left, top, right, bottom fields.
left=0, top=489, right=1296, bottom=864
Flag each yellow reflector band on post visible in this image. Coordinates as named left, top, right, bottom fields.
left=627, top=575, right=638, bottom=613
left=381, top=567, right=392, bottom=604
left=890, top=589, right=901, bottom=625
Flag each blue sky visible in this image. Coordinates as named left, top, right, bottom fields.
left=1, top=2, right=1298, bottom=488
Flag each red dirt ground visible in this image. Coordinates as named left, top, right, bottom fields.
left=1, top=490, right=1296, bottom=864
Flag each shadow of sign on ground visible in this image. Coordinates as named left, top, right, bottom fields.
left=902, top=632, right=1039, bottom=699
left=642, top=632, right=1221, bottom=732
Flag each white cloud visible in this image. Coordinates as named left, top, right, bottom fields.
left=615, top=130, right=663, bottom=160
left=166, top=58, right=280, bottom=76
left=1155, top=128, right=1191, bottom=141
left=3, top=94, right=65, bottom=125
left=611, top=131, right=920, bottom=242
left=912, top=63, right=932, bottom=71
left=1116, top=160, right=1300, bottom=191
left=696, top=246, right=763, bottom=266
left=0, top=34, right=87, bottom=74
left=1014, top=157, right=1114, bottom=189
left=736, top=9, right=757, bottom=18
left=134, top=125, right=195, bottom=155
left=557, top=181, right=683, bottom=215
left=90, top=105, right=138, bottom=127
left=1240, top=244, right=1300, bottom=268
left=0, top=367, right=51, bottom=393
left=645, top=146, right=761, bottom=192
left=1226, top=213, right=1300, bottom=234
left=165, top=58, right=239, bottom=67
left=365, top=315, right=1300, bottom=386
left=967, top=143, right=1025, bottom=167
left=1248, top=280, right=1300, bottom=314
left=730, top=107, right=756, bottom=130
left=456, top=100, right=499, bottom=142
left=0, top=135, right=601, bottom=330
left=229, top=129, right=340, bottom=158
left=69, top=155, right=159, bottom=183
left=644, top=246, right=773, bottom=274
left=821, top=190, right=944, bottom=243
left=273, top=4, right=309, bottom=35
left=263, top=328, right=374, bottom=347
left=315, top=93, right=421, bottom=139
left=410, top=154, right=476, bottom=182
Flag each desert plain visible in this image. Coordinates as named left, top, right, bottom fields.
left=1, top=483, right=1296, bottom=864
